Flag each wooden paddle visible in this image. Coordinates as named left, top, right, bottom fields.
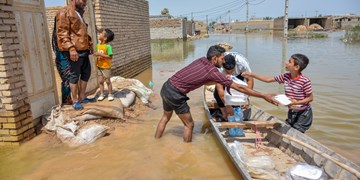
left=270, top=129, right=360, bottom=178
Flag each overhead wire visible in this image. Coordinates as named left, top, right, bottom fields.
left=191, top=2, right=246, bottom=19
left=177, top=0, right=267, bottom=22
left=249, top=0, right=266, bottom=6
left=179, top=0, right=245, bottom=16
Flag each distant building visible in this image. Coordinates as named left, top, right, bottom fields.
left=149, top=15, right=195, bottom=39
left=274, top=15, right=360, bottom=30
left=274, top=16, right=333, bottom=30
left=231, top=20, right=273, bottom=30
left=332, top=15, right=360, bottom=29
left=149, top=15, right=173, bottom=19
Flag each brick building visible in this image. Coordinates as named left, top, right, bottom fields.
left=149, top=15, right=195, bottom=39
left=0, top=0, right=151, bottom=145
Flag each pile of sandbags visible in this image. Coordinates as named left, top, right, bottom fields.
left=308, top=23, right=323, bottom=31
left=295, top=25, right=307, bottom=31
left=42, top=99, right=124, bottom=146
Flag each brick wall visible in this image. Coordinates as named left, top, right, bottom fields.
left=150, top=18, right=186, bottom=39
left=47, top=1, right=152, bottom=78
left=185, top=20, right=194, bottom=36
left=0, top=0, right=35, bottom=145
left=94, top=0, right=151, bottom=78
left=195, top=21, right=207, bottom=34
left=231, top=20, right=274, bottom=30
left=46, top=6, right=62, bottom=53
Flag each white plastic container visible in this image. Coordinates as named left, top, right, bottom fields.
left=225, top=76, right=248, bottom=106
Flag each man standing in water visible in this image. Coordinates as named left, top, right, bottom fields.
left=155, top=45, right=279, bottom=142
left=55, top=0, right=93, bottom=110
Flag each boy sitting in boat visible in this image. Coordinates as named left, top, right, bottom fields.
left=242, top=54, right=313, bottom=133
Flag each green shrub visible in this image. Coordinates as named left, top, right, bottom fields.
left=287, top=30, right=328, bottom=38
left=310, top=33, right=328, bottom=38
left=342, top=25, right=360, bottom=43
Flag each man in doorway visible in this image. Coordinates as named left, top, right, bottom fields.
left=154, top=45, right=278, bottom=142
left=55, top=0, right=94, bottom=110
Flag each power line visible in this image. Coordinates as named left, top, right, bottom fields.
left=179, top=0, right=245, bottom=16
left=179, top=0, right=266, bottom=22
left=195, top=3, right=247, bottom=21
left=249, top=0, right=266, bottom=5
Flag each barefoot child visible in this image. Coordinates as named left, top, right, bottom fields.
left=93, top=28, right=115, bottom=101
left=242, top=54, right=313, bottom=133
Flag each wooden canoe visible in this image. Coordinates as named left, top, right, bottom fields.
left=203, top=86, right=360, bottom=179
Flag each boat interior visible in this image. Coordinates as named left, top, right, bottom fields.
left=204, top=87, right=360, bottom=179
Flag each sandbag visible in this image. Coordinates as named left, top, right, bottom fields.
left=62, top=98, right=124, bottom=120
left=43, top=105, right=65, bottom=131
left=111, top=76, right=153, bottom=104
left=70, top=124, right=109, bottom=146
left=114, top=89, right=136, bottom=107
left=56, top=125, right=76, bottom=143
left=56, top=123, right=109, bottom=147
left=70, top=114, right=102, bottom=123
left=60, top=121, right=78, bottom=134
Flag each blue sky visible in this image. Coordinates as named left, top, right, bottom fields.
left=45, top=0, right=360, bottom=22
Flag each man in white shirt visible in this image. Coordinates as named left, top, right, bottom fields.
left=218, top=43, right=254, bottom=89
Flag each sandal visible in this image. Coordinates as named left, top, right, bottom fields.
left=81, top=97, right=96, bottom=103
left=72, top=102, right=83, bottom=110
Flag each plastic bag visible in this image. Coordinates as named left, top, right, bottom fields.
left=245, top=156, right=280, bottom=180
left=246, top=156, right=276, bottom=169
left=285, top=163, right=328, bottom=180
left=229, top=140, right=245, bottom=163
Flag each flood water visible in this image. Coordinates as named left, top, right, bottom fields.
left=0, top=31, right=359, bottom=179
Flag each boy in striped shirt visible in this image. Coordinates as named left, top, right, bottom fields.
left=242, top=54, right=313, bottom=133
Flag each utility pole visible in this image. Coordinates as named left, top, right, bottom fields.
left=246, top=0, right=249, bottom=32
left=191, top=12, right=195, bottom=36
left=206, top=15, right=209, bottom=35
left=283, top=0, right=289, bottom=38
left=228, top=11, right=231, bottom=31
left=315, top=10, right=318, bottom=17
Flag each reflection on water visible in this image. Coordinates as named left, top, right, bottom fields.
left=151, top=39, right=196, bottom=62
left=1, top=32, right=359, bottom=179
